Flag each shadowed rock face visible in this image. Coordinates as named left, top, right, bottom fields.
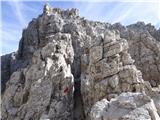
left=1, top=4, right=160, bottom=120
left=1, top=52, right=30, bottom=93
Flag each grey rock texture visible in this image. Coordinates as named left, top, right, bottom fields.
left=1, top=52, right=30, bottom=93
left=112, top=22, right=160, bottom=87
left=80, top=30, right=146, bottom=118
left=1, top=4, right=160, bottom=120
left=2, top=33, right=74, bottom=120
left=90, top=92, right=160, bottom=120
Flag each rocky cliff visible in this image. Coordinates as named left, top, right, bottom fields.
left=1, top=4, right=160, bottom=120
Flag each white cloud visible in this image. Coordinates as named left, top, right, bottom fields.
left=1, top=25, right=22, bottom=55
left=112, top=9, right=132, bottom=23
left=158, top=0, right=160, bottom=20
left=1, top=1, right=38, bottom=55
left=8, top=0, right=26, bottom=26
left=103, top=2, right=127, bottom=23
left=110, top=2, right=158, bottom=25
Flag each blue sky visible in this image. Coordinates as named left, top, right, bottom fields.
left=1, top=0, right=160, bottom=55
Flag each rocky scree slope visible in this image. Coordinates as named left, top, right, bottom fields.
left=1, top=4, right=160, bottom=120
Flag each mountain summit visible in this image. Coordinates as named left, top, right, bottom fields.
left=1, top=4, right=160, bottom=120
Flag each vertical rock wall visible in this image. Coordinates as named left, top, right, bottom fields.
left=2, top=33, right=74, bottom=120
left=112, top=22, right=160, bottom=87
left=1, top=4, right=160, bottom=120
left=81, top=30, right=145, bottom=118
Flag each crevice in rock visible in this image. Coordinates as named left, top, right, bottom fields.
left=36, top=22, right=41, bottom=47
left=20, top=72, right=26, bottom=88
left=22, top=90, right=30, bottom=104
left=71, top=35, right=86, bottom=120
left=72, top=59, right=86, bottom=120
left=73, top=79, right=85, bottom=120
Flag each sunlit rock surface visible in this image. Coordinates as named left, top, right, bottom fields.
left=1, top=4, right=160, bottom=120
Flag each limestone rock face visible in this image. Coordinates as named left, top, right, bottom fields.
left=90, top=92, right=160, bottom=120
left=81, top=30, right=146, bottom=118
left=2, top=33, right=74, bottom=120
left=1, top=4, right=160, bottom=120
left=112, top=22, right=160, bottom=87
left=1, top=52, right=30, bottom=93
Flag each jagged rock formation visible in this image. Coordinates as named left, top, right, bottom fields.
left=2, top=33, right=74, bottom=120
left=1, top=4, right=160, bottom=120
left=81, top=30, right=145, bottom=119
left=1, top=52, right=30, bottom=92
left=112, top=22, right=160, bottom=87
left=90, top=92, right=160, bottom=120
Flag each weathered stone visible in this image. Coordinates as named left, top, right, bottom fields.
left=2, top=31, right=74, bottom=120
left=104, top=30, right=116, bottom=44
left=89, top=93, right=160, bottom=120
left=1, top=4, right=160, bottom=120
left=102, top=58, right=120, bottom=78
left=107, top=93, right=118, bottom=101
left=104, top=39, right=128, bottom=57
left=108, top=75, right=119, bottom=88
left=43, top=3, right=52, bottom=15
left=121, top=83, right=131, bottom=92
left=90, top=99, right=109, bottom=120
left=153, top=95, right=160, bottom=116
left=119, top=65, right=143, bottom=84
left=113, top=22, right=160, bottom=87
left=80, top=23, right=148, bottom=119
left=94, top=79, right=109, bottom=101
left=89, top=45, right=103, bottom=63
left=81, top=54, right=89, bottom=71
left=121, top=50, right=135, bottom=65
